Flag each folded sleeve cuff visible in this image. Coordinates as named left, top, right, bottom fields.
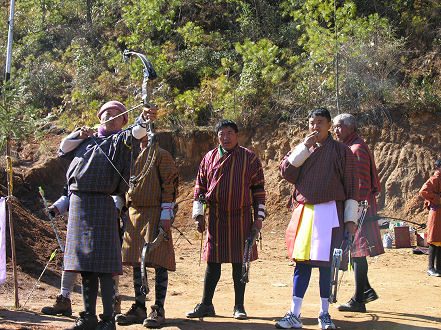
left=344, top=199, right=359, bottom=223
left=257, top=203, right=266, bottom=220
left=112, top=195, right=124, bottom=211
left=59, top=131, right=83, bottom=154
left=192, top=200, right=205, bottom=218
left=287, top=143, right=311, bottom=167
left=131, top=115, right=149, bottom=140
left=52, top=195, right=69, bottom=215
left=160, top=202, right=175, bottom=220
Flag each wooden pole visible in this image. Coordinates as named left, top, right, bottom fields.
left=6, top=138, right=19, bottom=307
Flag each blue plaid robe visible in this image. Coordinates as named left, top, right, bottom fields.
left=60, top=129, right=140, bottom=274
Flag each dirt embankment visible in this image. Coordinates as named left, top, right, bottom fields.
left=1, top=109, right=441, bottom=329
left=2, top=109, right=439, bottom=269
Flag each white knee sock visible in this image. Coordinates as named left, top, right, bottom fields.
left=320, top=297, right=329, bottom=315
left=60, top=271, right=78, bottom=299
left=290, top=296, right=303, bottom=317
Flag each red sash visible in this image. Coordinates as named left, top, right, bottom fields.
left=285, top=203, right=304, bottom=259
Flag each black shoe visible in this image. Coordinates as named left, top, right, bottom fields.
left=63, top=312, right=98, bottom=330
left=96, top=314, right=116, bottom=330
left=364, top=288, right=378, bottom=304
left=233, top=305, right=247, bottom=320
left=427, top=268, right=441, bottom=277
left=186, top=303, right=215, bottom=318
left=337, top=298, right=366, bottom=313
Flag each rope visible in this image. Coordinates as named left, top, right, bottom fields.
left=6, top=156, right=13, bottom=194
left=129, top=140, right=158, bottom=190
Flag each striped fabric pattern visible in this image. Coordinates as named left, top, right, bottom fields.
left=205, top=206, right=256, bottom=263
left=280, top=134, right=359, bottom=267
left=123, top=206, right=176, bottom=270
left=127, top=148, right=179, bottom=207
left=279, top=134, right=359, bottom=207
left=344, top=133, right=384, bottom=257
left=194, top=144, right=265, bottom=263
left=123, top=147, right=178, bottom=270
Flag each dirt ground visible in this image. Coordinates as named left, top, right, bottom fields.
left=1, top=116, right=441, bottom=329
left=1, top=227, right=441, bottom=330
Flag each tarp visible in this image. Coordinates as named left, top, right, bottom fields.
left=0, top=197, right=6, bottom=284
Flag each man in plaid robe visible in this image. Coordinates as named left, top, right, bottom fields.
left=59, top=101, right=156, bottom=329
left=40, top=189, right=124, bottom=317
left=186, top=119, right=266, bottom=320
left=277, top=107, right=359, bottom=330
left=115, top=135, right=179, bottom=327
left=333, top=113, right=384, bottom=313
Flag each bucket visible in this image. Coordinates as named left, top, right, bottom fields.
left=383, top=233, right=392, bottom=249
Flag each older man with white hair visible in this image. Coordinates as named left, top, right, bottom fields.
left=333, top=113, right=384, bottom=313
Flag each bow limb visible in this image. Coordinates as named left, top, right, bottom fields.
left=123, top=49, right=160, bottom=189
left=140, top=227, right=166, bottom=295
left=123, top=49, right=157, bottom=107
left=123, top=49, right=157, bottom=134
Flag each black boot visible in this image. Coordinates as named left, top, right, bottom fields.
left=96, top=314, right=116, bottom=330
left=337, top=298, right=366, bottom=313
left=63, top=311, right=98, bottom=330
left=435, top=246, right=441, bottom=273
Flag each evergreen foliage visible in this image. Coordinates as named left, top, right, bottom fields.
left=0, top=0, right=440, bottom=133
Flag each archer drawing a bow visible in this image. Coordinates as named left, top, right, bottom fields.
left=89, top=50, right=159, bottom=190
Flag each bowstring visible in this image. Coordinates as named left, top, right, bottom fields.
left=172, top=198, right=198, bottom=248
left=90, top=135, right=130, bottom=187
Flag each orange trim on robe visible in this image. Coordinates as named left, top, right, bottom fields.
left=285, top=203, right=304, bottom=259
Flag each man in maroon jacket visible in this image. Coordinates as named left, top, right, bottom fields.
left=277, top=108, right=359, bottom=329
left=333, top=113, right=384, bottom=313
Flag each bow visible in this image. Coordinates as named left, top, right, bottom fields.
left=241, top=228, right=260, bottom=283
left=140, top=227, right=167, bottom=295
left=122, top=50, right=159, bottom=190
left=329, top=200, right=370, bottom=303
left=98, top=50, right=157, bottom=127
left=365, top=215, right=426, bottom=229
